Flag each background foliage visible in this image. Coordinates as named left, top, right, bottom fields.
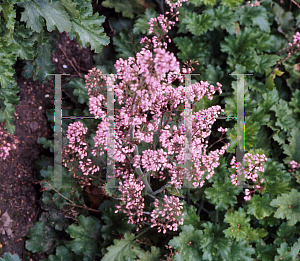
left=1, top=0, right=300, bottom=260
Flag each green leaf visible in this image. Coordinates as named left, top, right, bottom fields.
left=270, top=99, right=296, bottom=132
left=203, top=6, right=238, bottom=34
left=274, top=239, right=300, bottom=261
left=65, top=215, right=101, bottom=257
left=189, top=0, right=217, bottom=6
left=247, top=194, right=276, bottom=219
left=289, top=238, right=300, bottom=260
left=205, top=176, right=240, bottom=211
left=237, top=5, right=271, bottom=32
left=282, top=127, right=300, bottom=166
left=173, top=36, right=209, bottom=64
left=259, top=159, right=291, bottom=196
left=0, top=41, right=18, bottom=90
left=224, top=240, right=255, bottom=261
left=221, top=27, right=267, bottom=57
left=169, top=225, right=203, bottom=261
left=275, top=242, right=293, bottom=261
left=38, top=137, right=54, bottom=153
left=101, top=207, right=135, bottom=242
left=133, top=8, right=158, bottom=34
left=22, top=42, right=55, bottom=83
left=265, top=69, right=275, bottom=90
left=245, top=227, right=268, bottom=242
left=274, top=222, right=297, bottom=246
left=224, top=208, right=251, bottom=241
left=0, top=253, right=21, bottom=261
left=25, top=221, right=60, bottom=253
left=137, top=246, right=161, bottom=261
left=102, top=0, right=148, bottom=18
left=11, top=24, right=35, bottom=60
left=113, top=29, right=142, bottom=60
left=290, top=89, right=300, bottom=114
left=1, top=3, right=16, bottom=39
left=272, top=3, right=294, bottom=36
left=38, top=206, right=72, bottom=232
left=270, top=188, right=300, bottom=226
left=102, top=233, right=142, bottom=261
left=180, top=204, right=202, bottom=230
left=60, top=0, right=81, bottom=19
left=200, top=222, right=231, bottom=260
left=258, top=88, right=279, bottom=112
left=182, top=12, right=214, bottom=36
left=17, top=0, right=72, bottom=33
left=67, top=9, right=109, bottom=53
left=220, top=0, right=243, bottom=8
left=67, top=78, right=90, bottom=105
left=253, top=52, right=280, bottom=74
left=255, top=239, right=278, bottom=261
left=41, top=245, right=78, bottom=261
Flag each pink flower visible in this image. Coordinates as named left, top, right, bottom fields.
left=149, top=195, right=184, bottom=234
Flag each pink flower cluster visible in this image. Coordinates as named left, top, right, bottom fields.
left=89, top=94, right=106, bottom=120
left=242, top=0, right=260, bottom=8
left=165, top=0, right=188, bottom=13
left=150, top=195, right=184, bottom=234
left=289, top=160, right=300, bottom=173
left=0, top=127, right=19, bottom=160
left=63, top=121, right=100, bottom=184
left=148, top=14, right=175, bottom=35
left=230, top=153, right=267, bottom=200
left=115, top=174, right=146, bottom=230
left=285, top=32, right=300, bottom=59
left=248, top=0, right=260, bottom=6
left=63, top=2, right=230, bottom=233
left=289, top=32, right=300, bottom=48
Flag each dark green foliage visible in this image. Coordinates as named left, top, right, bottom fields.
left=14, top=0, right=300, bottom=260
left=0, top=0, right=109, bottom=134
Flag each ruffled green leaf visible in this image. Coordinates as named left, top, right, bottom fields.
left=137, top=246, right=161, bottom=261
left=133, top=8, right=158, bottom=34
left=253, top=52, right=280, bottom=74
left=200, top=222, right=231, bottom=260
left=102, top=0, right=149, bottom=18
left=247, top=194, right=276, bottom=220
left=67, top=12, right=109, bottom=53
left=0, top=253, right=21, bottom=261
left=224, top=208, right=251, bottom=241
left=274, top=222, right=297, bottom=246
left=169, top=225, right=203, bottom=261
left=40, top=245, right=79, bottom=261
left=270, top=189, right=300, bottom=226
left=205, top=176, right=240, bottom=211
left=182, top=12, right=214, bottom=36
left=237, top=5, right=271, bottom=32
left=65, top=215, right=102, bottom=257
left=173, top=36, right=209, bottom=64
left=17, top=0, right=72, bottom=33
left=102, top=233, right=143, bottom=261
left=22, top=42, right=55, bottom=83
left=221, top=0, right=243, bottom=8
left=203, top=6, right=238, bottom=34
left=25, top=221, right=60, bottom=253
left=113, top=29, right=142, bottom=60
left=282, top=127, right=300, bottom=165
left=224, top=240, right=255, bottom=261
left=270, top=99, right=296, bottom=132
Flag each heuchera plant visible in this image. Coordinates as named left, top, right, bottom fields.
left=61, top=0, right=270, bottom=234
